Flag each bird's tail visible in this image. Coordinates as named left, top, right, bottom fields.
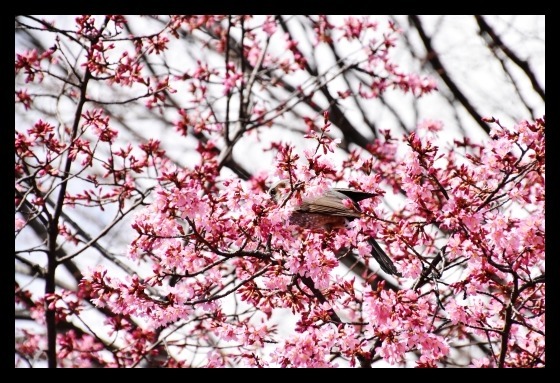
left=369, top=238, right=401, bottom=277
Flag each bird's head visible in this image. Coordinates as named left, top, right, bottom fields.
left=267, top=179, right=292, bottom=204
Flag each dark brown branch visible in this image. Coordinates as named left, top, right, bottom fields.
left=474, top=15, right=545, bottom=101
left=278, top=16, right=373, bottom=149
left=409, top=15, right=492, bottom=135
left=44, top=41, right=91, bottom=370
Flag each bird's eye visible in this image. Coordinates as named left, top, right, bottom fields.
left=270, top=189, right=276, bottom=196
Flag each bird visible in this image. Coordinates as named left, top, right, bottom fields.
left=268, top=179, right=401, bottom=276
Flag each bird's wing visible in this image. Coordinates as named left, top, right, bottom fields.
left=297, top=190, right=362, bottom=218
left=332, top=188, right=376, bottom=203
